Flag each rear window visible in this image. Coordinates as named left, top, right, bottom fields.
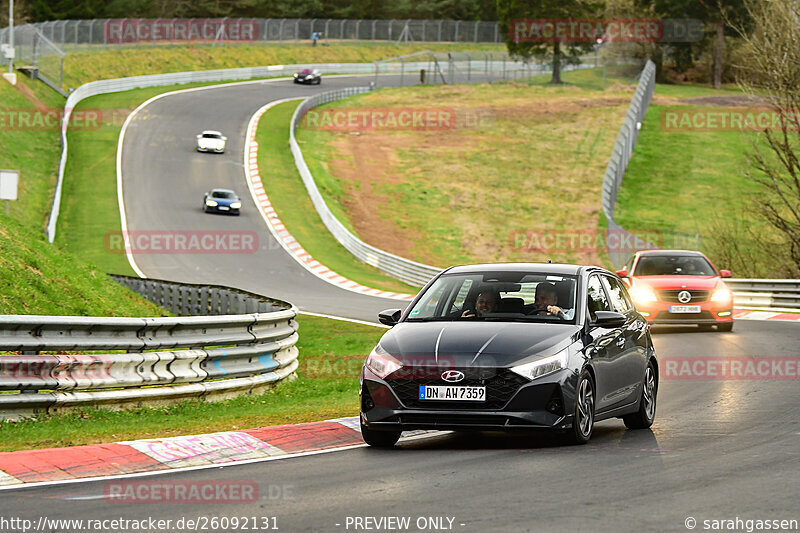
left=634, top=255, right=716, bottom=276
left=202, top=133, right=223, bottom=139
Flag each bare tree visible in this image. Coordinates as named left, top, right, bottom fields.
left=732, top=0, right=800, bottom=271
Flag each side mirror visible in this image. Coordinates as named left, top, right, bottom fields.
left=720, top=270, right=732, bottom=278
left=378, top=308, right=402, bottom=327
left=592, top=310, right=626, bottom=328
left=196, top=134, right=201, bottom=139
left=615, top=269, right=628, bottom=278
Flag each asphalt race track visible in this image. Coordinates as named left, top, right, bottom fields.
left=2, top=320, right=798, bottom=531
left=119, top=74, right=413, bottom=322
left=4, top=75, right=796, bottom=532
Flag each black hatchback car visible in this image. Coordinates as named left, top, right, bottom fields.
left=360, top=263, right=658, bottom=447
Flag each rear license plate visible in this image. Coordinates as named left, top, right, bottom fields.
left=419, top=385, right=485, bottom=401
left=669, top=305, right=701, bottom=313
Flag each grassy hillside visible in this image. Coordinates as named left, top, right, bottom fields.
left=0, top=216, right=165, bottom=316
left=296, top=69, right=637, bottom=268
left=294, top=69, right=775, bottom=273
left=52, top=43, right=504, bottom=89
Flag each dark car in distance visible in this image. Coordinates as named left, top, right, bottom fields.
left=293, top=68, right=321, bottom=84
left=360, top=263, right=658, bottom=447
left=202, top=189, right=242, bottom=215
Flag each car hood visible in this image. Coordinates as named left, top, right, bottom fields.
left=378, top=321, right=580, bottom=368
left=633, top=275, right=720, bottom=291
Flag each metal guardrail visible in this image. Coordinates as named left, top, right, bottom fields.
left=0, top=277, right=299, bottom=419
left=600, top=59, right=656, bottom=269
left=290, top=87, right=442, bottom=287
left=725, top=279, right=800, bottom=311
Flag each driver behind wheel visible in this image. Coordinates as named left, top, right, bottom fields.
left=526, top=282, right=566, bottom=318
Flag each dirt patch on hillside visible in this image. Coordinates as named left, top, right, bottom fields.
left=327, top=133, right=425, bottom=260
left=679, top=95, right=766, bottom=107
left=323, top=96, right=629, bottom=266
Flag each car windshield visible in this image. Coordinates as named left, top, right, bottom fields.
left=202, top=133, right=223, bottom=139
left=634, top=255, right=716, bottom=276
left=300, top=69, right=312, bottom=74
left=211, top=191, right=236, bottom=199
left=405, top=271, right=578, bottom=323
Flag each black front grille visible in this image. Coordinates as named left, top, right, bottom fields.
left=658, top=290, right=709, bottom=303
left=384, top=368, right=529, bottom=410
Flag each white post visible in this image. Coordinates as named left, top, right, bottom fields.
left=8, top=0, right=13, bottom=73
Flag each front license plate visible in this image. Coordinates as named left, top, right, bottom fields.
left=419, top=385, right=485, bottom=401
left=669, top=305, right=701, bottom=313
left=219, top=206, right=230, bottom=211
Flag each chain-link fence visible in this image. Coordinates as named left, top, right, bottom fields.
left=372, top=50, right=646, bottom=89
left=0, top=23, right=66, bottom=93
left=0, top=18, right=501, bottom=53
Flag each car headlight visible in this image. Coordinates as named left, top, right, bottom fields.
left=230, top=202, right=241, bottom=209
left=630, top=285, right=657, bottom=304
left=365, top=344, right=402, bottom=379
left=711, top=287, right=732, bottom=303
left=205, top=200, right=218, bottom=207
left=510, top=348, right=569, bottom=380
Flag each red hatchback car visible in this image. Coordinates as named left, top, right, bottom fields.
left=617, top=250, right=733, bottom=331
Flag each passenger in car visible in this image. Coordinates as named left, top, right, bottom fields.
left=526, top=282, right=565, bottom=318
left=461, top=290, right=500, bottom=318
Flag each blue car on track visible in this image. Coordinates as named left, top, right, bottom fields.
left=202, top=189, right=242, bottom=215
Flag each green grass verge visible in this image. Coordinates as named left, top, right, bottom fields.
left=0, top=77, right=169, bottom=316
left=0, top=315, right=382, bottom=452
left=54, top=43, right=504, bottom=90
left=0, top=216, right=165, bottom=316
left=294, top=73, right=774, bottom=273
left=0, top=76, right=65, bottom=232
left=255, top=100, right=419, bottom=294
left=614, top=84, right=780, bottom=276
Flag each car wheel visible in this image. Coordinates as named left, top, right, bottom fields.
left=623, top=361, right=657, bottom=429
left=360, top=417, right=400, bottom=448
left=718, top=322, right=733, bottom=332
left=565, top=369, right=595, bottom=444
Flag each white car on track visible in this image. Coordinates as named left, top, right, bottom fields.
left=196, top=130, right=227, bottom=153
